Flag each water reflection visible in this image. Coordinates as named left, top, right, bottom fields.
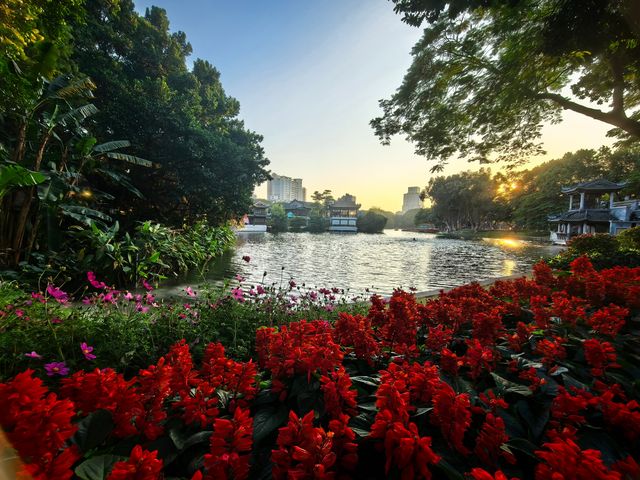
left=170, top=230, right=562, bottom=296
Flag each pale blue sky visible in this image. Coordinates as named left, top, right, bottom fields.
left=135, top=0, right=613, bottom=211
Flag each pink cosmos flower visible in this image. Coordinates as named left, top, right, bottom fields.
left=124, top=292, right=134, bottom=301
left=142, top=279, right=153, bottom=291
left=185, top=286, right=197, bottom=297
left=136, top=303, right=150, bottom=314
left=235, top=274, right=245, bottom=282
left=46, top=284, right=69, bottom=304
left=15, top=309, right=25, bottom=317
left=51, top=317, right=62, bottom=324
left=256, top=285, right=266, bottom=295
left=31, top=292, right=45, bottom=303
left=45, top=361, right=69, bottom=377
left=25, top=351, right=42, bottom=359
left=231, top=287, right=245, bottom=302
left=242, top=255, right=251, bottom=262
left=80, top=342, right=96, bottom=360
left=87, top=271, right=107, bottom=289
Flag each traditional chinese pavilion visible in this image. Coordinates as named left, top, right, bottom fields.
left=548, top=179, right=639, bottom=244
left=329, top=194, right=360, bottom=232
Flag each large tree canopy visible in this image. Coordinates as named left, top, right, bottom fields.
left=372, top=0, right=640, bottom=171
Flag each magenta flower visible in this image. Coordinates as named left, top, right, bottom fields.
left=31, top=292, right=45, bottom=303
left=45, top=361, right=69, bottom=377
left=80, top=342, right=96, bottom=360
left=15, top=309, right=25, bottom=317
left=142, top=279, right=153, bottom=291
left=51, top=317, right=62, bottom=324
left=235, top=274, right=245, bottom=282
left=242, top=255, right=251, bottom=263
left=256, top=285, right=266, bottom=295
left=46, top=284, right=69, bottom=304
left=231, top=287, right=245, bottom=302
left=185, top=286, right=197, bottom=297
left=25, top=351, right=42, bottom=359
left=87, top=271, right=107, bottom=289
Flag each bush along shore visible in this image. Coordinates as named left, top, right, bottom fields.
left=1, top=257, right=640, bottom=479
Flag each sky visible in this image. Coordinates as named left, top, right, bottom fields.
left=134, top=0, right=614, bottom=212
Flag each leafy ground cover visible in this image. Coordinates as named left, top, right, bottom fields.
left=1, top=257, right=639, bottom=479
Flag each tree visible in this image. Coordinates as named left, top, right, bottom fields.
left=269, top=203, right=288, bottom=233
left=357, top=211, right=388, bottom=233
left=373, top=0, right=640, bottom=171
left=68, top=2, right=269, bottom=226
left=425, top=169, right=508, bottom=230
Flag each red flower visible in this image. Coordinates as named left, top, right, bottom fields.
left=272, top=410, right=337, bottom=480
left=465, top=339, right=498, bottom=379
left=320, top=366, right=358, bottom=418
left=60, top=368, right=143, bottom=437
left=588, top=304, right=629, bottom=336
left=0, top=369, right=78, bottom=475
left=201, top=342, right=258, bottom=408
left=334, top=312, right=379, bottom=363
left=203, top=407, right=253, bottom=480
left=440, top=348, right=463, bottom=376
left=535, top=336, right=567, bottom=368
left=535, top=437, right=620, bottom=479
left=583, top=339, right=620, bottom=377
left=472, top=307, right=505, bottom=346
left=474, top=413, right=513, bottom=466
left=468, top=468, right=517, bottom=480
left=424, top=324, right=454, bottom=351
left=107, top=445, right=163, bottom=480
left=382, top=421, right=440, bottom=479
left=432, top=384, right=471, bottom=454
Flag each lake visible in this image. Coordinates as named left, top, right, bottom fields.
left=165, top=230, right=562, bottom=297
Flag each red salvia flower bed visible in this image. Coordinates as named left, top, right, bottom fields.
left=1, top=256, right=640, bottom=479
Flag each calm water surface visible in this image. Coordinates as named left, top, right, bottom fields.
left=168, top=230, right=562, bottom=297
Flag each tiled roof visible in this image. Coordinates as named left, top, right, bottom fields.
left=561, top=179, right=627, bottom=194
left=548, top=209, right=616, bottom=223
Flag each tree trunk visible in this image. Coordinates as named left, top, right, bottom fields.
left=10, top=132, right=51, bottom=266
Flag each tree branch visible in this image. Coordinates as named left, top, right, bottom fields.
left=537, top=92, right=640, bottom=138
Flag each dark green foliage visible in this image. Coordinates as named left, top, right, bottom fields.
left=268, top=204, right=288, bottom=233
left=567, top=234, right=620, bottom=257
left=67, top=2, right=269, bottom=227
left=617, top=226, right=640, bottom=250
left=307, top=210, right=328, bottom=233
left=0, top=282, right=368, bottom=380
left=357, top=211, right=388, bottom=233
left=375, top=0, right=640, bottom=171
left=288, top=216, right=308, bottom=232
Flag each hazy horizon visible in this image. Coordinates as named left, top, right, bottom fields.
left=134, top=0, right=614, bottom=211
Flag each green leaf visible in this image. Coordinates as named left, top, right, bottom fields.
left=253, top=405, right=288, bottom=444
left=350, top=375, right=380, bottom=388
left=75, top=454, right=126, bottom=480
left=0, top=164, right=46, bottom=198
left=105, top=152, right=154, bottom=168
left=491, top=373, right=532, bottom=396
left=73, top=409, right=114, bottom=452
left=182, top=431, right=213, bottom=450
left=93, top=140, right=131, bottom=153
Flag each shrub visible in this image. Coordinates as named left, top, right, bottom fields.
left=617, top=225, right=640, bottom=250
left=567, top=233, right=619, bottom=256
left=288, top=216, right=308, bottom=232
left=357, top=211, right=387, bottom=233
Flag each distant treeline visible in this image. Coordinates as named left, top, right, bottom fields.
left=413, top=145, right=640, bottom=232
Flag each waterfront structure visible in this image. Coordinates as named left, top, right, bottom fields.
left=283, top=200, right=313, bottom=218
left=241, top=201, right=269, bottom=232
left=548, top=179, right=639, bottom=244
left=267, top=174, right=305, bottom=202
left=329, top=194, right=360, bottom=232
left=402, top=186, right=423, bottom=213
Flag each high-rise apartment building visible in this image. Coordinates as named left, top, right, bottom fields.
left=402, top=186, right=423, bottom=213
left=267, top=174, right=305, bottom=202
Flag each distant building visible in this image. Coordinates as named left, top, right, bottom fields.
left=267, top=174, right=305, bottom=202
left=241, top=201, right=269, bottom=232
left=402, top=187, right=423, bottom=213
left=548, top=179, right=639, bottom=244
left=329, top=194, right=360, bottom=232
left=283, top=200, right=313, bottom=218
